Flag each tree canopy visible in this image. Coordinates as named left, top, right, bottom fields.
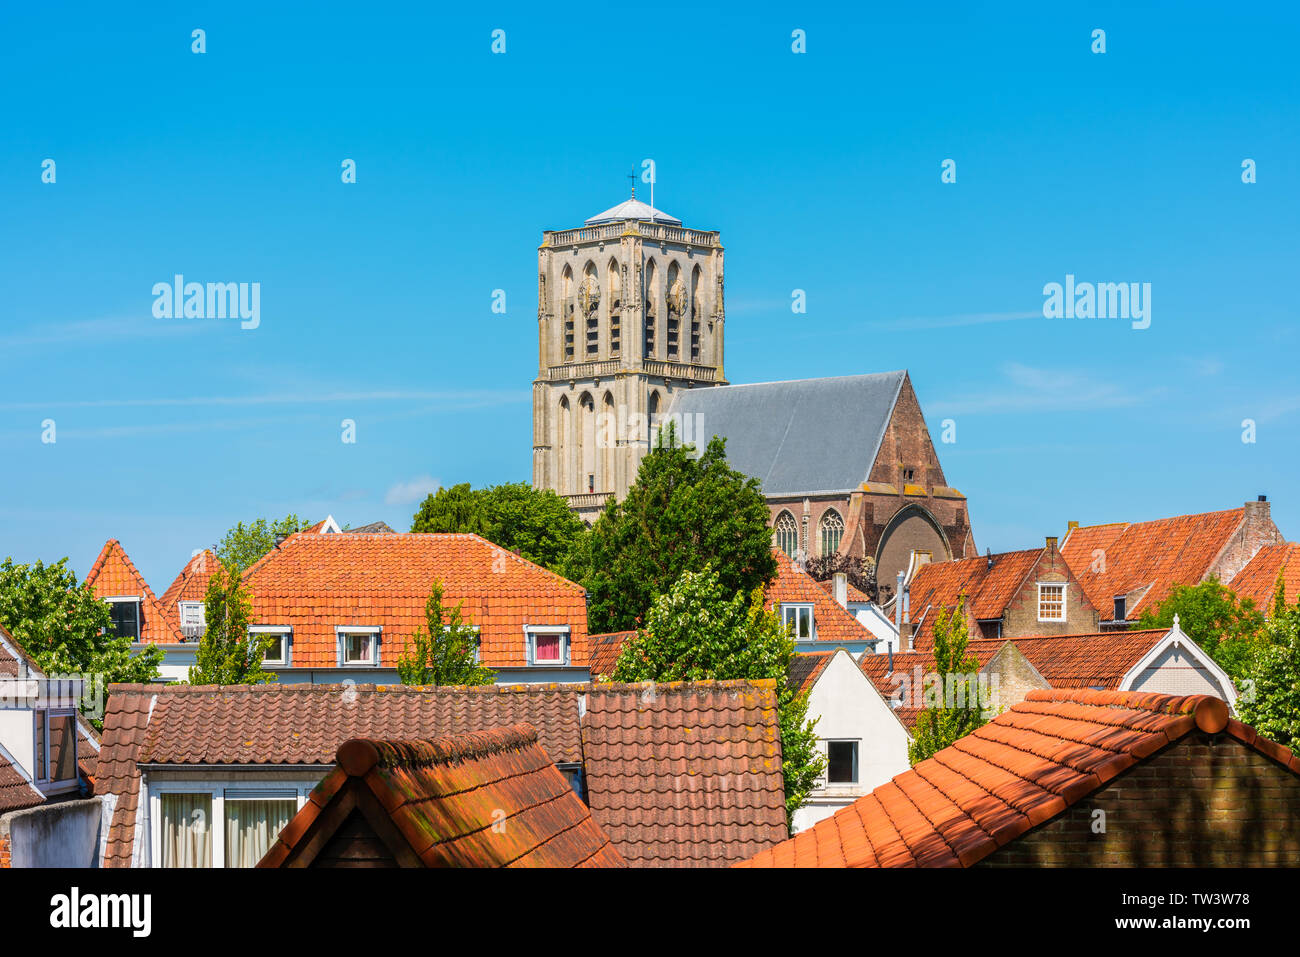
left=213, top=514, right=316, bottom=573
left=395, top=581, right=497, bottom=686
left=1235, top=588, right=1300, bottom=750
left=188, top=563, right=276, bottom=685
left=610, top=566, right=823, bottom=821
left=1135, top=579, right=1265, bottom=678
left=908, top=596, right=988, bottom=765
left=578, top=426, right=778, bottom=634
left=410, top=482, right=586, bottom=575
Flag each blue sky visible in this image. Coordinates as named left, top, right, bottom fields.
left=2, top=1, right=1297, bottom=589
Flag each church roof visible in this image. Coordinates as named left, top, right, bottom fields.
left=585, top=198, right=682, bottom=226
left=665, top=371, right=908, bottom=496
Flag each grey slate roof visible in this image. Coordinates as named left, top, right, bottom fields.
left=664, top=371, right=907, bottom=496
left=585, top=198, right=682, bottom=226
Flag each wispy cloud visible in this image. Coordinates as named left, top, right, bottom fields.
left=932, top=362, right=1165, bottom=415
left=385, top=475, right=440, bottom=506
left=0, top=316, right=214, bottom=349
left=0, top=389, right=528, bottom=412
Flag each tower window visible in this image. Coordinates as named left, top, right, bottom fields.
left=586, top=311, right=599, bottom=357
left=774, top=511, right=798, bottom=557
left=564, top=304, right=575, bottom=362
left=819, top=510, right=844, bottom=557
left=666, top=315, right=679, bottom=359
left=610, top=307, right=620, bottom=355
left=644, top=305, right=655, bottom=357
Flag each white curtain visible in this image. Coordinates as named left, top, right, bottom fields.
left=161, top=794, right=212, bottom=868
left=225, top=799, right=295, bottom=867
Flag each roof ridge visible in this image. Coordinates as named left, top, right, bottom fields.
left=337, top=723, right=540, bottom=774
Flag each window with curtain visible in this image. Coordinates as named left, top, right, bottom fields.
left=774, top=511, right=798, bottom=557
left=819, top=510, right=844, bottom=557
left=225, top=796, right=296, bottom=867
left=160, top=793, right=212, bottom=868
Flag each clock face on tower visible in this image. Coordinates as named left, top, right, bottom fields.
left=578, top=276, right=601, bottom=318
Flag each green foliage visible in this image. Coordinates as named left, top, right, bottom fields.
left=908, top=597, right=987, bottom=765
left=395, top=581, right=496, bottom=686
left=213, top=514, right=315, bottom=573
left=1235, top=603, right=1300, bottom=750
left=611, top=566, right=824, bottom=822
left=1135, top=579, right=1265, bottom=678
left=578, top=424, right=778, bottom=634
left=0, top=556, right=162, bottom=715
left=410, top=482, right=585, bottom=575
left=188, top=564, right=276, bottom=685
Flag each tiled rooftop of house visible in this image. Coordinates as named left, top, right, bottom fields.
left=97, top=678, right=787, bottom=868
left=1230, top=542, right=1300, bottom=612
left=85, top=539, right=182, bottom=644
left=588, top=631, right=634, bottom=678
left=738, top=689, right=1300, bottom=867
left=240, top=529, right=589, bottom=669
left=158, top=549, right=218, bottom=614
left=0, top=743, right=43, bottom=815
left=789, top=651, right=834, bottom=695
left=259, top=724, right=625, bottom=868
left=1060, top=508, right=1250, bottom=620
left=768, top=549, right=875, bottom=645
left=905, top=548, right=1042, bottom=647
left=815, top=577, right=872, bottom=604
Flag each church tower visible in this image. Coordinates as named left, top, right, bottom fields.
left=533, top=193, right=727, bottom=521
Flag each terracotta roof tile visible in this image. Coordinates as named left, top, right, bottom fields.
left=739, top=689, right=1287, bottom=867
left=588, top=632, right=634, bottom=678
left=1230, top=542, right=1300, bottom=612
left=259, top=724, right=625, bottom=868
left=1061, top=509, right=1248, bottom=619
left=789, top=652, right=833, bottom=695
left=580, top=679, right=787, bottom=867
left=158, top=549, right=218, bottom=612
left=84, top=540, right=182, bottom=644
left=240, top=531, right=588, bottom=670
left=906, top=549, right=1043, bottom=647
left=0, top=743, right=43, bottom=814
left=815, top=578, right=871, bottom=604
left=767, top=549, right=875, bottom=645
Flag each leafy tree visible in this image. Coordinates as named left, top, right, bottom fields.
left=579, top=424, right=778, bottom=634
left=1135, top=579, right=1265, bottom=679
left=908, top=597, right=988, bottom=765
left=0, top=557, right=163, bottom=689
left=610, top=566, right=824, bottom=822
left=410, top=482, right=585, bottom=574
left=395, top=581, right=496, bottom=686
left=188, top=564, right=276, bottom=685
left=214, top=514, right=315, bottom=573
left=804, top=553, right=878, bottom=603
left=1235, top=602, right=1300, bottom=750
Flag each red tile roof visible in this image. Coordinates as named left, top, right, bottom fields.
left=84, top=540, right=182, bottom=644
left=97, top=679, right=786, bottom=868
left=588, top=631, right=634, bottom=678
left=739, top=689, right=1298, bottom=867
left=767, top=549, right=875, bottom=645
left=1061, top=509, right=1248, bottom=620
left=859, top=639, right=1007, bottom=730
left=258, top=724, right=625, bottom=868
left=789, top=652, right=834, bottom=695
left=815, top=578, right=872, bottom=604
left=240, top=531, right=588, bottom=670
left=0, top=744, right=43, bottom=814
left=581, top=679, right=787, bottom=867
left=906, top=549, right=1043, bottom=646
left=1230, top=542, right=1300, bottom=613
left=158, top=549, right=218, bottom=613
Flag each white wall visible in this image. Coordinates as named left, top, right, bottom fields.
left=0, top=710, right=35, bottom=778
left=793, top=650, right=910, bottom=833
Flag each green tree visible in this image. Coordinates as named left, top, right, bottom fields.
left=188, top=564, right=276, bottom=685
left=1235, top=602, right=1300, bottom=750
left=0, top=557, right=162, bottom=721
left=1135, top=579, right=1265, bottom=678
left=396, top=581, right=497, bottom=686
left=213, top=514, right=315, bottom=573
left=908, top=597, right=988, bottom=765
left=610, top=566, right=824, bottom=822
left=410, top=483, right=585, bottom=574
left=578, top=424, right=778, bottom=634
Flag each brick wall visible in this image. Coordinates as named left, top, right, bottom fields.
left=0, top=831, right=10, bottom=869
left=982, top=733, right=1300, bottom=866
left=1216, top=500, right=1282, bottom=585
left=981, top=644, right=1050, bottom=714
left=1001, top=542, right=1099, bottom=637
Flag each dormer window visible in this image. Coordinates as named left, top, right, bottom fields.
left=1113, top=595, right=1127, bottom=621
left=526, top=626, right=570, bottom=666
left=336, top=627, right=381, bottom=666
left=178, top=601, right=206, bottom=638
left=780, top=603, right=815, bottom=640
left=1037, top=583, right=1066, bottom=622
left=34, top=709, right=78, bottom=789
left=105, top=597, right=141, bottom=641
left=252, top=626, right=292, bottom=667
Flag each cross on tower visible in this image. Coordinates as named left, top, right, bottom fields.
left=627, top=170, right=636, bottom=199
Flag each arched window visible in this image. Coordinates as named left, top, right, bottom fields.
left=579, top=392, right=596, bottom=493
left=643, top=259, right=657, bottom=358
left=607, top=258, right=622, bottom=356
left=582, top=261, right=599, bottom=358
left=556, top=395, right=571, bottom=493
left=600, top=392, right=615, bottom=494
left=665, top=261, right=681, bottom=359
left=820, top=509, right=844, bottom=557
left=774, top=511, right=798, bottom=558
left=561, top=267, right=575, bottom=362
left=690, top=265, right=703, bottom=363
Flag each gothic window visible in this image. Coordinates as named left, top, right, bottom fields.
left=644, top=259, right=657, bottom=358
left=556, top=396, right=571, bottom=493
left=561, top=267, right=575, bottom=362
left=774, top=511, right=798, bottom=558
left=607, top=258, right=621, bottom=356
left=690, top=265, right=702, bottom=363
left=582, top=262, right=599, bottom=358
left=665, top=262, right=681, bottom=360
left=819, top=510, right=844, bottom=557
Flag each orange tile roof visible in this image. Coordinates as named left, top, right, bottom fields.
left=241, top=531, right=588, bottom=670
left=738, top=689, right=1299, bottom=867
left=815, top=578, right=872, bottom=604
left=766, top=549, right=875, bottom=645
left=1230, top=542, right=1300, bottom=612
left=84, top=540, right=182, bottom=644
left=0, top=744, right=43, bottom=814
left=258, top=724, right=625, bottom=868
left=1061, top=508, right=1247, bottom=620
left=859, top=639, right=1007, bottom=730
left=588, top=631, right=634, bottom=678
left=158, top=549, right=218, bottom=611
left=906, top=549, right=1043, bottom=647
left=789, top=651, right=834, bottom=695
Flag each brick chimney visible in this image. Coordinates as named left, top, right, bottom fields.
left=1046, top=535, right=1059, bottom=553
left=832, top=572, right=848, bottom=608
left=1241, top=495, right=1279, bottom=555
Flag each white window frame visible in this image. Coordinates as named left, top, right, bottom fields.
left=525, top=625, right=571, bottom=667
left=824, top=739, right=860, bottom=786
left=103, top=595, right=142, bottom=640
left=780, top=602, right=816, bottom=640
left=178, top=601, right=205, bottom=631
left=251, top=626, right=292, bottom=667
left=1037, top=582, right=1067, bottom=622
left=33, top=707, right=79, bottom=792
left=335, top=626, right=381, bottom=667
left=147, top=781, right=312, bottom=869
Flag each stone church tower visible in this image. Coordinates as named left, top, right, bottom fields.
left=532, top=195, right=727, bottom=522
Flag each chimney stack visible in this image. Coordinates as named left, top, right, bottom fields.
left=832, top=572, right=848, bottom=609
left=1046, top=535, right=1058, bottom=551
